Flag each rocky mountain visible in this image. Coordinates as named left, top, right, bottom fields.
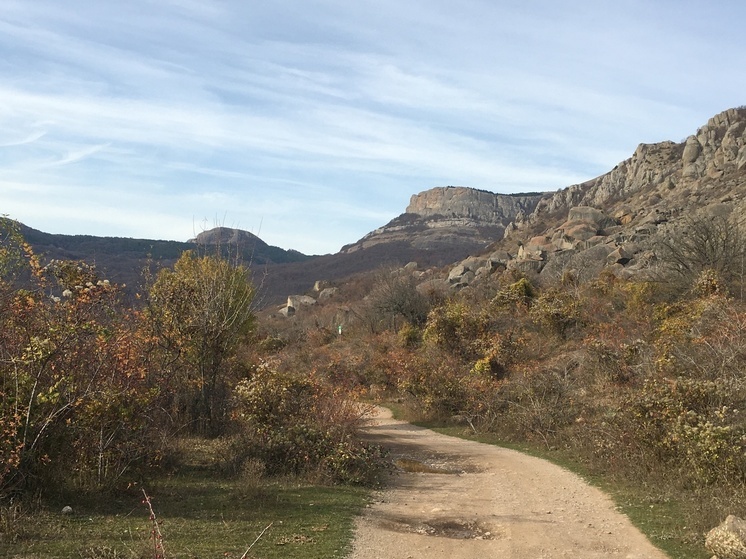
left=274, top=107, right=746, bottom=314
left=499, top=108, right=746, bottom=277
left=415, top=107, right=746, bottom=294
left=341, top=186, right=545, bottom=254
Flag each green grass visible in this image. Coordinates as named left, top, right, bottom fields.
left=1, top=440, right=370, bottom=559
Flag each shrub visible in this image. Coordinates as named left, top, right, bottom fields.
left=369, top=268, right=430, bottom=328
left=395, top=349, right=471, bottom=419
left=656, top=213, right=746, bottom=296
left=602, top=377, right=746, bottom=485
left=470, top=332, right=524, bottom=379
left=233, top=367, right=387, bottom=485
left=398, top=323, right=423, bottom=348
left=491, top=277, right=535, bottom=309
left=423, top=300, right=488, bottom=359
left=493, top=363, right=578, bottom=447
left=145, top=250, right=256, bottom=435
left=528, top=288, right=581, bottom=338
left=1, top=257, right=163, bottom=495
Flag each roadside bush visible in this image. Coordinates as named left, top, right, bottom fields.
left=0, top=258, right=163, bottom=496
left=233, top=367, right=387, bottom=485
left=494, top=362, right=579, bottom=447
left=606, top=377, right=746, bottom=485
left=394, top=349, right=470, bottom=419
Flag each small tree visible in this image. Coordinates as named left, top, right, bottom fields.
left=146, top=250, right=256, bottom=434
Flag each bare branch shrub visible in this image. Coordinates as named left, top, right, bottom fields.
left=368, top=267, right=431, bottom=329
left=655, top=213, right=746, bottom=297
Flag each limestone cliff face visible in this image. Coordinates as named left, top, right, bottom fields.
left=682, top=107, right=746, bottom=180
left=341, top=186, right=546, bottom=256
left=487, top=107, right=746, bottom=285
left=406, top=186, right=544, bottom=225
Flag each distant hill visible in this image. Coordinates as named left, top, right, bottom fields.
left=18, top=224, right=310, bottom=299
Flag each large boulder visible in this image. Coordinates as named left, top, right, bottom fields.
left=288, top=295, right=316, bottom=308
left=448, top=264, right=469, bottom=283
left=706, top=515, right=746, bottom=559
left=566, top=206, right=618, bottom=229
left=280, top=294, right=317, bottom=317
left=562, top=222, right=599, bottom=242
left=318, top=287, right=338, bottom=302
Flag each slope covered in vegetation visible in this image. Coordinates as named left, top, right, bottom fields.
left=261, top=239, right=746, bottom=554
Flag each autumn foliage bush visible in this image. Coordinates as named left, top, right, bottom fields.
left=1, top=217, right=389, bottom=510
left=0, top=221, right=165, bottom=496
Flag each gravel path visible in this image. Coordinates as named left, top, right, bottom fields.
left=349, top=407, right=669, bottom=559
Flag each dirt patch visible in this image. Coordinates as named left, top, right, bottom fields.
left=349, top=407, right=671, bottom=559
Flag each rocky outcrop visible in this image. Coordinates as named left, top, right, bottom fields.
left=490, top=107, right=746, bottom=286
left=683, top=108, right=746, bottom=180
left=706, top=515, right=746, bottom=559
left=507, top=107, right=746, bottom=240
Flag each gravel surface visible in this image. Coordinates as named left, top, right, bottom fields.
left=349, top=407, right=670, bottom=559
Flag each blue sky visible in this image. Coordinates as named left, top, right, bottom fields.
left=1, top=1, right=744, bottom=255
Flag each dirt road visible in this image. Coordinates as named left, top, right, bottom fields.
left=349, top=408, right=669, bottom=559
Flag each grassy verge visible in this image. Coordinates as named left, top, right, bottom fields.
left=1, top=440, right=370, bottom=559
left=388, top=405, right=711, bottom=559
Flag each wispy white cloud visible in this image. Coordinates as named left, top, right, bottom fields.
left=48, top=143, right=110, bottom=167
left=0, top=130, right=47, bottom=147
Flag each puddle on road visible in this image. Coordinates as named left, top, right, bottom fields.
left=378, top=515, right=495, bottom=540
left=394, top=458, right=461, bottom=474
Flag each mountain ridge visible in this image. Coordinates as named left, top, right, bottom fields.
left=12, top=106, right=746, bottom=306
